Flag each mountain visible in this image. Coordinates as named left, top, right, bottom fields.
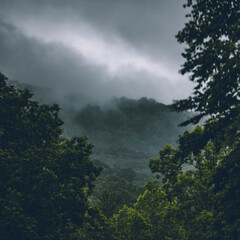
left=63, top=97, right=194, bottom=171
left=11, top=81, right=194, bottom=172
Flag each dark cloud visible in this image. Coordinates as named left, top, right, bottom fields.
left=0, top=19, right=109, bottom=103
left=0, top=0, right=193, bottom=104
left=72, top=0, right=187, bottom=65
left=1, top=0, right=186, bottom=66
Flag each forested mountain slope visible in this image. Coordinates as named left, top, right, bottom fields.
left=11, top=81, right=194, bottom=171
left=65, top=97, right=194, bottom=170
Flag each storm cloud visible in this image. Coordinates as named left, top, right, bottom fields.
left=0, top=0, right=194, bottom=104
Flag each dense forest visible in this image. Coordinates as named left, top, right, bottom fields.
left=1, top=0, right=240, bottom=239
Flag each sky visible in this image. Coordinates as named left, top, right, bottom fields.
left=0, top=0, right=194, bottom=105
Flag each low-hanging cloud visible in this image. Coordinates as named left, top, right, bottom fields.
left=0, top=0, right=193, bottom=105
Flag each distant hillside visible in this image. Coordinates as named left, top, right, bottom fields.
left=68, top=97, right=192, bottom=150
left=11, top=81, right=194, bottom=172
left=63, top=97, right=194, bottom=171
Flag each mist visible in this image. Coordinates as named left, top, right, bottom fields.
left=0, top=0, right=194, bottom=105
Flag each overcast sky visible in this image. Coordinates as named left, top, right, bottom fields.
left=0, top=0, right=194, bottom=104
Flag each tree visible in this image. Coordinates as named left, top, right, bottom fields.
left=110, top=205, right=152, bottom=240
left=168, top=1, right=240, bottom=238
left=135, top=182, right=183, bottom=240
left=0, top=72, right=102, bottom=240
left=173, top=0, right=240, bottom=125
left=95, top=190, right=120, bottom=218
left=172, top=0, right=240, bottom=152
left=149, top=140, right=222, bottom=239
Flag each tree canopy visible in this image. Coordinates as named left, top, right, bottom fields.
left=173, top=0, right=240, bottom=125
left=167, top=1, right=240, bottom=238
left=0, top=73, right=102, bottom=240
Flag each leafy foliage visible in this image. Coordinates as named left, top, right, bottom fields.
left=110, top=205, right=152, bottom=240
left=0, top=73, right=102, bottom=240
left=149, top=141, right=223, bottom=239
left=173, top=0, right=240, bottom=125
left=168, top=0, right=240, bottom=238
left=91, top=161, right=146, bottom=218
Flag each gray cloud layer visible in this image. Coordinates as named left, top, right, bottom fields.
left=0, top=0, right=193, bottom=104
